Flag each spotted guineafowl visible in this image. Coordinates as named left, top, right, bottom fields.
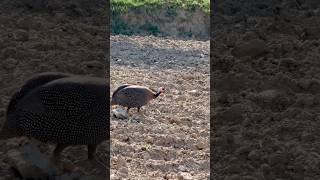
left=111, top=85, right=165, bottom=113
left=0, top=75, right=109, bottom=160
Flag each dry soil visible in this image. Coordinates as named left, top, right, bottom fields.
left=110, top=35, right=210, bottom=179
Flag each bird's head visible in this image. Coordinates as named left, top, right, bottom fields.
left=158, top=87, right=165, bottom=96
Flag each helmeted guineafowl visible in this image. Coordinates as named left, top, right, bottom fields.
left=0, top=74, right=109, bottom=160
left=111, top=84, right=165, bottom=113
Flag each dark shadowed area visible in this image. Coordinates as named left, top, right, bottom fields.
left=211, top=0, right=320, bottom=179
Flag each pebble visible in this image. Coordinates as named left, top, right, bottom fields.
left=6, top=144, right=62, bottom=179
left=112, top=108, right=128, bottom=119
left=248, top=150, right=260, bottom=161
left=2, top=58, right=18, bottom=70
left=15, top=30, right=29, bottom=42
left=118, top=167, right=128, bottom=177
left=195, top=141, right=207, bottom=150
left=145, top=136, right=154, bottom=144
left=178, top=165, right=187, bottom=172
left=142, top=152, right=151, bottom=159
left=1, top=48, right=17, bottom=59
left=178, top=172, right=193, bottom=180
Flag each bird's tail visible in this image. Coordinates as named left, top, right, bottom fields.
left=111, top=98, right=116, bottom=106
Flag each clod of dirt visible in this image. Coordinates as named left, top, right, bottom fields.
left=118, top=167, right=129, bottom=177
left=112, top=108, right=128, bottom=119
left=247, top=150, right=261, bottom=161
left=145, top=136, right=154, bottom=144
left=278, top=58, right=300, bottom=72
left=14, top=30, right=29, bottom=42
left=231, top=39, right=268, bottom=58
left=1, top=47, right=17, bottom=59
left=81, top=60, right=105, bottom=77
left=214, top=104, right=245, bottom=125
left=16, top=18, right=41, bottom=30
left=2, top=58, right=18, bottom=70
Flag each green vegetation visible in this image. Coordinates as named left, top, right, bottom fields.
left=140, top=21, right=160, bottom=35
left=111, top=0, right=209, bottom=36
left=111, top=0, right=210, bottom=14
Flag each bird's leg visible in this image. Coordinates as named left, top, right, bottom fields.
left=127, top=107, right=132, bottom=116
left=137, top=107, right=143, bottom=116
left=53, top=144, right=68, bottom=160
left=88, top=144, right=97, bottom=160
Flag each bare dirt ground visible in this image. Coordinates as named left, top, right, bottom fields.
left=0, top=1, right=108, bottom=179
left=212, top=1, right=320, bottom=179
left=110, top=35, right=210, bottom=179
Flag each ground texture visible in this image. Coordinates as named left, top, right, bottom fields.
left=212, top=1, right=320, bottom=179
left=0, top=1, right=108, bottom=179
left=110, top=35, right=210, bottom=179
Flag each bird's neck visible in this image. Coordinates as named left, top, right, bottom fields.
left=154, top=91, right=161, bottom=98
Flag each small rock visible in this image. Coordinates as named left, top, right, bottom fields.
left=178, top=172, right=193, bottom=180
left=195, top=141, right=207, bottom=150
left=118, top=167, right=128, bottom=177
left=112, top=108, right=128, bottom=119
left=256, top=89, right=281, bottom=103
left=6, top=144, right=62, bottom=179
left=145, top=136, right=154, bottom=144
left=142, top=152, right=151, bottom=159
left=188, top=90, right=197, bottom=94
left=178, top=165, right=187, bottom=172
left=248, top=150, right=260, bottom=161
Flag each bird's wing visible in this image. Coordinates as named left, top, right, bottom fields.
left=7, top=72, right=70, bottom=116
left=17, top=83, right=98, bottom=121
left=112, top=84, right=132, bottom=97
